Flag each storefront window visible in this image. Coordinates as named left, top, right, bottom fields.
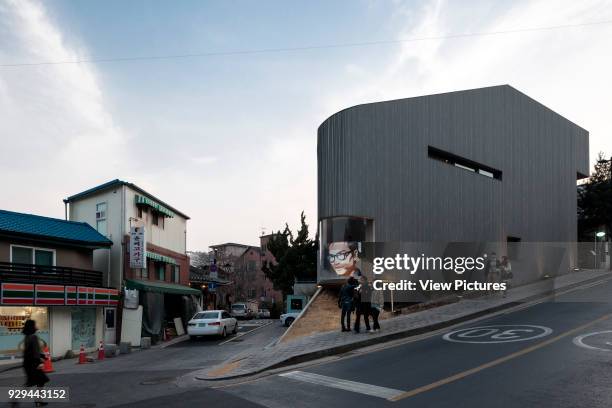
left=0, top=307, right=49, bottom=360
left=318, top=216, right=374, bottom=284
left=71, top=307, right=96, bottom=350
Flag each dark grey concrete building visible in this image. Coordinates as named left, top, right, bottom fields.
left=317, top=85, right=589, bottom=285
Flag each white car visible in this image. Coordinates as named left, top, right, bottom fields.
left=187, top=310, right=238, bottom=338
left=280, top=312, right=300, bottom=327
left=230, top=303, right=253, bottom=320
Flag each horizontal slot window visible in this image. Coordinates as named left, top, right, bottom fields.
left=428, top=146, right=502, bottom=180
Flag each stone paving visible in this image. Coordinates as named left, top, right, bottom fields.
left=195, top=269, right=612, bottom=380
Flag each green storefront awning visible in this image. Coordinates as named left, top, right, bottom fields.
left=146, top=251, right=176, bottom=265
left=125, top=279, right=201, bottom=296
left=135, top=195, right=175, bottom=218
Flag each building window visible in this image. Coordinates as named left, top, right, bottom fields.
left=137, top=207, right=143, bottom=219
left=173, top=265, right=180, bottom=283
left=428, top=146, right=502, bottom=180
left=151, top=212, right=165, bottom=229
left=142, top=260, right=149, bottom=278
left=507, top=236, right=521, bottom=260
left=247, top=260, right=257, bottom=272
left=248, top=288, right=256, bottom=299
left=157, top=262, right=165, bottom=281
left=10, top=245, right=55, bottom=266
left=96, top=202, right=107, bottom=235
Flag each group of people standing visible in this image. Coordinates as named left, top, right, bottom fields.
left=338, top=275, right=383, bottom=333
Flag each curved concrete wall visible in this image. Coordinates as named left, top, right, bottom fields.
left=317, top=85, right=589, bottom=246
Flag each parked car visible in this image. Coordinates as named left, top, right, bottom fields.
left=280, top=312, right=300, bottom=327
left=187, top=310, right=237, bottom=338
left=257, top=308, right=271, bottom=319
left=230, top=303, right=253, bottom=320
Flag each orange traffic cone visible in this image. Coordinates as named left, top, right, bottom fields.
left=42, top=346, right=54, bottom=373
left=97, top=341, right=105, bottom=361
left=78, top=344, right=87, bottom=364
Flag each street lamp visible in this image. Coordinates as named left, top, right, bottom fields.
left=594, top=231, right=606, bottom=269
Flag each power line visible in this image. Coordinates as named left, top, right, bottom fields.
left=1, top=19, right=611, bottom=67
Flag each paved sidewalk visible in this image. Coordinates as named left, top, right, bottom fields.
left=194, top=269, right=612, bottom=381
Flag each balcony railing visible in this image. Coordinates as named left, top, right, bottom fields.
left=0, top=262, right=103, bottom=287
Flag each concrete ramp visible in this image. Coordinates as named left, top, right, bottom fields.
left=280, top=286, right=341, bottom=343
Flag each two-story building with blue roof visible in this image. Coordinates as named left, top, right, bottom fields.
left=0, top=209, right=117, bottom=360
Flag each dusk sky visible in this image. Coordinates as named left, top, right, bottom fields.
left=1, top=0, right=611, bottom=251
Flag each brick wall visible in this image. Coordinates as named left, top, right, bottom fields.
left=123, top=235, right=190, bottom=285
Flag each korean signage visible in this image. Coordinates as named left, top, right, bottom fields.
left=129, top=226, right=146, bottom=269
left=210, top=262, right=218, bottom=279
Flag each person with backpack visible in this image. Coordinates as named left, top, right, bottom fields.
left=338, top=277, right=357, bottom=332
left=353, top=276, right=372, bottom=333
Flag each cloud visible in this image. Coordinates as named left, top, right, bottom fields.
left=1, top=0, right=610, bottom=251
left=0, top=0, right=130, bottom=217
left=322, top=0, right=612, bottom=164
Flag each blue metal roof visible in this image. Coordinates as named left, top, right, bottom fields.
left=0, top=209, right=112, bottom=247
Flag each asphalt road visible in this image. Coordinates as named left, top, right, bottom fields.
left=220, top=278, right=612, bottom=408
left=3, top=279, right=612, bottom=408
left=0, top=319, right=284, bottom=407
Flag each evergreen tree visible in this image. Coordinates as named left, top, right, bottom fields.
left=262, top=212, right=318, bottom=297
left=578, top=152, right=612, bottom=238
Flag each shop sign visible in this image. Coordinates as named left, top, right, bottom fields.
left=1, top=283, right=34, bottom=305
left=1, top=284, right=118, bottom=307
left=130, top=226, right=147, bottom=269
left=35, top=285, right=66, bottom=305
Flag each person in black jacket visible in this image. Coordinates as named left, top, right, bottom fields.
left=353, top=276, right=372, bottom=333
left=338, top=277, right=357, bottom=332
left=22, top=319, right=49, bottom=403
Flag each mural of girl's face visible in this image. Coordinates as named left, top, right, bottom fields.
left=328, top=242, right=358, bottom=276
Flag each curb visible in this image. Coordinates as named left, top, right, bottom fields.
left=0, top=362, right=21, bottom=373
left=199, top=272, right=612, bottom=381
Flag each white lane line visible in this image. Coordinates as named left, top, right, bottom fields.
left=278, top=370, right=405, bottom=400
left=218, top=321, right=274, bottom=345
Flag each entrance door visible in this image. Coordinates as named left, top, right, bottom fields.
left=104, top=307, right=116, bottom=344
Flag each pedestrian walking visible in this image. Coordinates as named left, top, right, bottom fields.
left=22, top=319, right=49, bottom=407
left=338, top=277, right=357, bottom=332
left=353, top=276, right=372, bottom=333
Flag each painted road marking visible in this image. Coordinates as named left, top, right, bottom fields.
left=218, top=321, right=274, bottom=345
left=390, top=313, right=612, bottom=401
left=443, top=325, right=553, bottom=344
left=279, top=370, right=405, bottom=400
left=573, top=330, right=612, bottom=351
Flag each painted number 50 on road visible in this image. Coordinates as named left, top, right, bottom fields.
left=443, top=325, right=553, bottom=344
